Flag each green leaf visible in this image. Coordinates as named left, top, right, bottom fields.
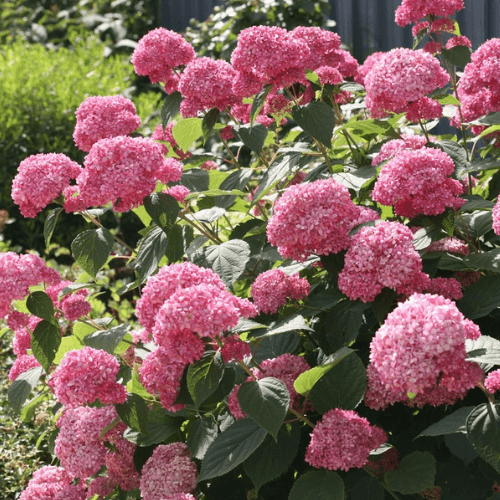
left=187, top=207, right=226, bottom=224
left=115, top=394, right=149, bottom=434
left=237, top=377, right=290, bottom=439
left=324, top=300, right=370, bottom=349
left=199, top=418, right=268, bottom=481
left=53, top=335, right=84, bottom=364
left=457, top=276, right=500, bottom=319
left=181, top=168, right=210, bottom=192
left=250, top=84, right=273, bottom=126
left=264, top=313, right=313, bottom=337
left=202, top=107, right=220, bottom=143
left=385, top=451, right=436, bottom=494
left=252, top=152, right=302, bottom=205
left=332, top=167, right=377, bottom=195
left=467, top=403, right=500, bottom=473
left=478, top=112, right=500, bottom=125
left=135, top=226, right=168, bottom=281
left=172, top=117, right=203, bottom=152
left=192, top=239, right=251, bottom=287
left=437, top=253, right=469, bottom=271
left=216, top=168, right=253, bottom=209
left=294, top=348, right=355, bottom=395
left=143, top=192, right=179, bottom=232
left=433, top=140, right=468, bottom=175
left=161, top=91, right=183, bottom=128
left=292, top=101, right=335, bottom=147
left=8, top=367, right=44, bottom=414
left=288, top=470, right=345, bottom=500
left=83, top=324, right=131, bottom=354
left=309, top=352, right=366, bottom=413
left=44, top=207, right=63, bottom=247
left=442, top=46, right=472, bottom=68
left=235, top=124, right=268, bottom=154
left=456, top=212, right=493, bottom=239
left=457, top=196, right=496, bottom=212
left=187, top=351, right=225, bottom=408
left=349, top=475, right=385, bottom=500
left=27, top=291, right=55, bottom=322
left=165, top=224, right=185, bottom=263
left=462, top=158, right=500, bottom=174
left=244, top=423, right=300, bottom=491
left=253, top=332, right=300, bottom=363
left=187, top=416, right=219, bottom=460
left=467, top=335, right=500, bottom=368
left=31, top=320, right=61, bottom=372
left=465, top=249, right=500, bottom=273
left=417, top=407, right=476, bottom=437
left=124, top=407, right=181, bottom=446
left=71, top=228, right=114, bottom=279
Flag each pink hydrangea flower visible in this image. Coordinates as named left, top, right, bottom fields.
left=446, top=36, right=472, bottom=50
left=425, top=277, right=463, bottom=300
left=305, top=409, right=387, bottom=471
left=371, top=147, right=464, bottom=218
left=0, top=252, right=60, bottom=318
left=200, top=160, right=218, bottom=171
left=371, top=134, right=430, bottom=166
left=354, top=52, right=386, bottom=87
left=289, top=26, right=342, bottom=69
left=19, top=466, right=73, bottom=500
left=73, top=95, right=141, bottom=152
left=412, top=21, right=430, bottom=37
left=13, top=316, right=42, bottom=356
left=405, top=97, right=443, bottom=123
left=152, top=123, right=192, bottom=160
left=179, top=58, right=239, bottom=117
left=86, top=477, right=117, bottom=500
left=140, top=443, right=198, bottom=500
left=132, top=28, right=195, bottom=85
left=46, top=280, right=91, bottom=321
left=493, top=197, right=500, bottom=237
left=6, top=310, right=30, bottom=330
left=55, top=406, right=125, bottom=480
left=266, top=178, right=360, bottom=262
left=454, top=270, right=481, bottom=288
left=65, top=136, right=182, bottom=213
left=219, top=336, right=251, bottom=363
left=364, top=48, right=449, bottom=118
left=11, top=153, right=82, bottom=218
left=251, top=269, right=310, bottom=314
left=315, top=66, right=343, bottom=85
left=422, top=41, right=443, bottom=55
left=424, top=236, right=470, bottom=255
left=395, top=0, right=464, bottom=27
left=164, top=185, right=190, bottom=203
left=338, top=221, right=427, bottom=302
left=430, top=18, right=457, bottom=33
left=485, top=369, right=500, bottom=393
left=105, top=439, right=140, bottom=491
left=8, top=354, right=41, bottom=381
left=369, top=293, right=481, bottom=395
left=48, top=347, right=127, bottom=406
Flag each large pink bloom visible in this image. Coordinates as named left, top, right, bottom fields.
left=395, top=0, right=464, bottom=27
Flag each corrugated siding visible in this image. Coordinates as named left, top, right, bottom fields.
left=160, top=0, right=500, bottom=61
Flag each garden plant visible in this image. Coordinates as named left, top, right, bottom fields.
left=6, top=0, right=500, bottom=498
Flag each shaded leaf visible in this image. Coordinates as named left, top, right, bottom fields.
left=31, top=320, right=61, bottom=372
left=235, top=124, right=268, bottom=154
left=44, top=207, right=63, bottom=247
left=202, top=107, right=220, bottom=143
left=8, top=367, right=44, bottom=414
left=457, top=276, right=500, bottom=319
left=143, top=193, right=179, bottom=232
left=161, top=91, right=182, bottom=128
left=385, top=451, right=436, bottom=494
left=417, top=407, right=476, bottom=437
left=289, top=470, right=345, bottom=500
left=250, top=84, right=273, bottom=125
left=83, top=324, right=131, bottom=354
left=187, top=351, right=225, bottom=408
left=115, top=394, right=149, bottom=434
left=27, top=291, right=55, bottom=322
left=187, top=416, right=219, bottom=460
left=71, top=228, right=114, bottom=278
left=292, top=101, right=335, bottom=147
left=135, top=226, right=168, bottom=281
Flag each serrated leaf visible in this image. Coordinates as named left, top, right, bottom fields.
left=292, top=101, right=335, bottom=147
left=124, top=407, right=181, bottom=446
left=413, top=227, right=443, bottom=250
left=289, top=470, right=345, bottom=500
left=442, top=46, right=472, bottom=68
left=457, top=276, right=500, bottom=319
left=172, top=117, right=203, bottom=152
left=71, top=228, right=114, bottom=279
left=456, top=211, right=493, bottom=239
left=237, top=377, right=289, bottom=438
left=83, top=324, right=130, bottom=354
left=202, top=107, right=220, bottom=143
left=250, top=84, right=273, bottom=125
left=244, top=423, right=300, bottom=490
left=417, top=407, right=476, bottom=437
left=235, top=124, right=268, bottom=154
left=253, top=332, right=300, bottom=363
left=44, top=207, right=63, bottom=247
left=294, top=348, right=355, bottom=395
left=187, top=351, right=225, bottom=408
left=199, top=418, right=268, bottom=481
left=186, top=207, right=226, bottom=224
left=135, top=226, right=168, bottom=281
left=385, top=451, right=436, bottom=494
left=161, top=91, right=182, bottom=128
left=264, top=313, right=313, bottom=337
left=8, top=367, right=44, bottom=414
left=27, top=291, right=55, bottom=322
left=192, top=239, right=250, bottom=287
left=252, top=152, right=302, bottom=205
left=31, top=320, right=61, bottom=372
left=309, top=352, right=366, bottom=413
left=466, top=248, right=500, bottom=273
left=115, top=394, right=149, bottom=434
left=143, top=192, right=179, bottom=232
left=467, top=403, right=500, bottom=473
left=187, top=417, right=219, bottom=460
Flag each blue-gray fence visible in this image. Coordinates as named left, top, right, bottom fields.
left=158, top=0, right=500, bottom=62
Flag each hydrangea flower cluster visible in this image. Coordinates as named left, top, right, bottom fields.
left=12, top=315, right=41, bottom=356
left=64, top=136, right=183, bottom=213
left=105, top=438, right=140, bottom=491
left=354, top=51, right=386, bottom=87
left=228, top=354, right=310, bottom=419
left=0, top=252, right=60, bottom=318
left=305, top=409, right=387, bottom=471
left=394, top=0, right=464, bottom=27
left=8, top=354, right=41, bottom=382
left=46, top=280, right=91, bottom=321
left=132, top=28, right=195, bottom=91
left=140, top=443, right=198, bottom=500
left=48, top=346, right=127, bottom=406
left=19, top=466, right=81, bottom=500
left=251, top=269, right=310, bottom=314
left=405, top=96, right=443, bottom=123
left=457, top=39, right=500, bottom=123
left=369, top=293, right=481, bottom=396
left=11, top=153, right=82, bottom=218
left=485, top=369, right=500, bottom=394
left=371, top=134, right=430, bottom=166
left=364, top=48, right=449, bottom=118
left=371, top=147, right=464, bottom=218
left=73, top=95, right=141, bottom=152
left=266, top=178, right=360, bottom=262
left=338, top=221, right=427, bottom=302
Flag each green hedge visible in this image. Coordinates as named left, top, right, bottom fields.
left=0, top=36, right=160, bottom=251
